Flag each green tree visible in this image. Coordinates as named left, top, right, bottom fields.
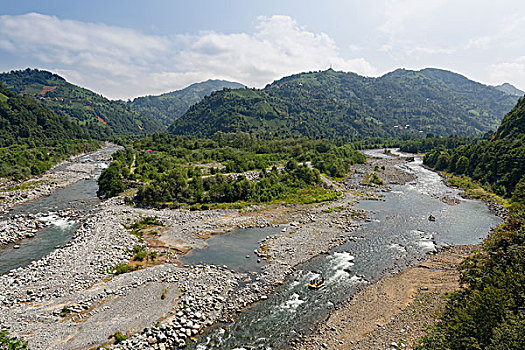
left=97, top=163, right=125, bottom=198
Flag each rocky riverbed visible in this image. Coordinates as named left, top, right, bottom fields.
left=1, top=152, right=424, bottom=349
left=0, top=144, right=118, bottom=246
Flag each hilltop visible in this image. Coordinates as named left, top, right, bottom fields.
left=0, top=69, right=163, bottom=136
left=129, top=79, right=245, bottom=127
left=168, top=68, right=518, bottom=139
left=494, top=82, right=524, bottom=96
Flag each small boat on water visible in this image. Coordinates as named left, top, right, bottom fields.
left=308, top=278, right=325, bottom=289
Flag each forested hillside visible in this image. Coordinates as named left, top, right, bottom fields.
left=168, top=68, right=518, bottom=139
left=0, top=69, right=163, bottom=136
left=424, top=96, right=525, bottom=197
left=0, top=82, right=88, bottom=146
left=129, top=79, right=244, bottom=127
left=0, top=82, right=100, bottom=179
left=417, top=97, right=525, bottom=349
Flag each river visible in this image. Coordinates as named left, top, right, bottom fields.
left=187, top=150, right=501, bottom=349
left=0, top=148, right=501, bottom=349
left=0, top=146, right=120, bottom=274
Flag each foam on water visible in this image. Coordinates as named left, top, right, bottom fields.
left=389, top=243, right=406, bottom=253
left=50, top=218, right=76, bottom=230
left=278, top=293, right=304, bottom=312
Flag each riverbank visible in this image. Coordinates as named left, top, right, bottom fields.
left=0, top=152, right=415, bottom=349
left=0, top=144, right=115, bottom=213
left=0, top=144, right=118, bottom=245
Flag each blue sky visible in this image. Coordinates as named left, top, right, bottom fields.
left=1, top=0, right=524, bottom=99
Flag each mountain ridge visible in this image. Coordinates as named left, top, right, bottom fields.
left=128, top=79, right=245, bottom=127
left=0, top=68, right=164, bottom=136
left=168, top=67, right=519, bottom=139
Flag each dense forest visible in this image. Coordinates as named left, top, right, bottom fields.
left=0, top=69, right=163, bottom=136
left=417, top=97, right=525, bottom=349
left=423, top=96, right=525, bottom=197
left=97, top=133, right=366, bottom=206
left=168, top=68, right=518, bottom=139
left=128, top=79, right=244, bottom=127
left=417, top=199, right=524, bottom=349
left=0, top=82, right=100, bottom=180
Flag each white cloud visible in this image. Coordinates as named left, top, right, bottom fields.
left=0, top=13, right=377, bottom=99
left=379, top=0, right=450, bottom=36
left=488, top=57, right=525, bottom=91
left=406, top=46, right=454, bottom=55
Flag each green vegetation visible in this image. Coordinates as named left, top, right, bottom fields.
left=168, top=68, right=517, bottom=139
left=129, top=79, right=244, bottom=127
left=362, top=172, right=383, bottom=186
left=128, top=216, right=164, bottom=229
left=59, top=306, right=71, bottom=317
left=494, top=82, right=524, bottom=96
left=0, top=82, right=101, bottom=180
left=161, top=287, right=167, bottom=300
left=417, top=96, right=525, bottom=350
left=98, top=133, right=365, bottom=206
left=111, top=263, right=138, bottom=275
left=424, top=97, right=525, bottom=197
left=108, top=331, right=128, bottom=345
left=417, top=201, right=525, bottom=350
left=0, top=142, right=100, bottom=181
left=0, top=330, right=28, bottom=349
left=399, top=134, right=476, bottom=154
left=131, top=245, right=147, bottom=261
left=0, top=68, right=163, bottom=136
left=446, top=174, right=508, bottom=206
left=322, top=206, right=345, bottom=213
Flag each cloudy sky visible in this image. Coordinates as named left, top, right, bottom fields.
left=1, top=0, right=524, bottom=99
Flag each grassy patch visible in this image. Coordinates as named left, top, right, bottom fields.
left=124, top=216, right=164, bottom=242
left=322, top=206, right=345, bottom=213
left=108, top=331, right=128, bottom=345
left=111, top=263, right=138, bottom=275
left=0, top=330, right=27, bottom=349
left=445, top=174, right=509, bottom=206
left=5, top=180, right=44, bottom=192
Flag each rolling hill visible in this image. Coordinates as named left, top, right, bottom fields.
left=128, top=79, right=245, bottom=127
left=168, top=68, right=519, bottom=139
left=0, top=68, right=163, bottom=136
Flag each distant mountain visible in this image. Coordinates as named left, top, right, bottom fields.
left=0, top=68, right=163, bottom=135
left=168, top=68, right=519, bottom=139
left=128, top=79, right=245, bottom=127
left=0, top=82, right=89, bottom=147
left=494, top=82, right=524, bottom=97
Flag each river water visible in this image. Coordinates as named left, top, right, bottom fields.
left=0, top=148, right=502, bottom=349
left=188, top=151, right=501, bottom=350
left=0, top=146, right=119, bottom=274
